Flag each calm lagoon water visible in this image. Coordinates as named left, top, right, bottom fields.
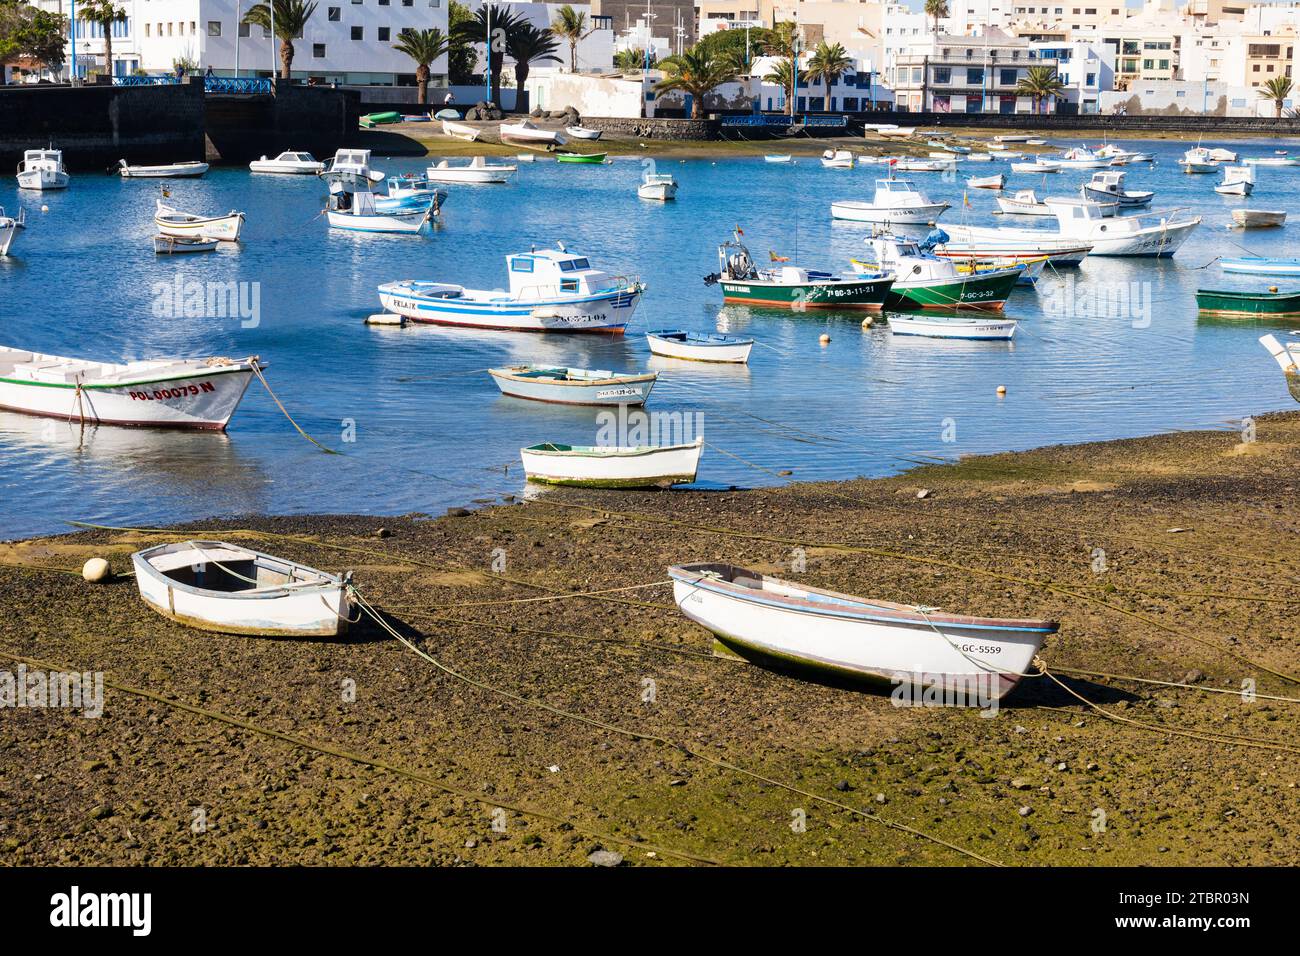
left=2, top=136, right=1299, bottom=539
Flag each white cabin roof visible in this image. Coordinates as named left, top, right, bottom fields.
left=23, top=149, right=61, bottom=161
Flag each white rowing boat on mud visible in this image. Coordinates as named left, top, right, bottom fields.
left=441, top=119, right=480, bottom=141
left=132, top=540, right=353, bottom=637
left=668, top=562, right=1058, bottom=701
left=521, top=437, right=703, bottom=488
left=0, top=346, right=258, bottom=429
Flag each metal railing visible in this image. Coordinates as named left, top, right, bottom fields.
left=111, top=75, right=273, bottom=94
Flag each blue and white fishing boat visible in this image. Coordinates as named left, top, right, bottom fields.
left=487, top=365, right=657, bottom=405
left=321, top=149, right=433, bottom=233
left=377, top=246, right=643, bottom=333
left=1220, top=256, right=1300, bottom=276
left=645, top=329, right=754, bottom=363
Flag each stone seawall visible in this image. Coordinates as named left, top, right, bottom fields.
left=0, top=80, right=205, bottom=171
left=204, top=85, right=360, bottom=164
left=582, top=117, right=720, bottom=140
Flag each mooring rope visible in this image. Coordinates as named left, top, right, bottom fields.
left=248, top=361, right=342, bottom=455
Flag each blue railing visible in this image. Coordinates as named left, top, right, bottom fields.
left=801, top=114, right=848, bottom=128
left=111, top=75, right=273, bottom=94
left=720, top=115, right=792, bottom=128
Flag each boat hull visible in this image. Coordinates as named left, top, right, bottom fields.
left=328, top=209, right=428, bottom=233
left=0, top=365, right=255, bottom=430
left=669, top=565, right=1052, bottom=700
left=831, top=200, right=950, bottom=224
left=489, top=369, right=656, bottom=405
left=521, top=440, right=702, bottom=488
left=888, top=316, right=1016, bottom=339
left=119, top=162, right=209, bottom=178
left=1196, top=290, right=1300, bottom=317
left=719, top=276, right=891, bottom=310
left=17, top=169, right=68, bottom=190
left=379, top=283, right=640, bottom=333
left=882, top=268, right=1021, bottom=311
left=646, top=333, right=752, bottom=363
left=1220, top=258, right=1300, bottom=276
left=638, top=182, right=678, bottom=201
left=155, top=211, right=245, bottom=242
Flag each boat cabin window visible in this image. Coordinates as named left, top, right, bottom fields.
left=557, top=257, right=591, bottom=272
left=510, top=257, right=534, bottom=272
left=560, top=279, right=579, bottom=292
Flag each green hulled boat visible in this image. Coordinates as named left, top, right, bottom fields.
left=1196, top=288, right=1300, bottom=317
left=556, top=152, right=607, bottom=164
left=852, top=234, right=1022, bottom=311
left=360, top=111, right=402, bottom=128
left=707, top=231, right=894, bottom=311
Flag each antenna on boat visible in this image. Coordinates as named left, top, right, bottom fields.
left=557, top=240, right=567, bottom=252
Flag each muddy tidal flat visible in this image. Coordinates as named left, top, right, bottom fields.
left=2, top=415, right=1299, bottom=867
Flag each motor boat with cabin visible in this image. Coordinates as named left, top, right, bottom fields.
left=830, top=178, right=951, bottom=225
left=849, top=231, right=1022, bottom=311
left=1080, top=169, right=1153, bottom=207
left=16, top=149, right=69, bottom=190
left=705, top=228, right=893, bottom=310
left=950, top=198, right=1199, bottom=257
left=425, top=156, right=517, bottom=184
left=320, top=149, right=432, bottom=233
left=248, top=150, right=325, bottom=174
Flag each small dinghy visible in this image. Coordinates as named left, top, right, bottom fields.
left=0, top=206, right=24, bottom=258
left=1220, top=256, right=1300, bottom=276
left=1010, top=161, right=1059, bottom=173
left=887, top=314, right=1017, bottom=340
left=0, top=346, right=258, bottom=429
left=966, top=173, right=1005, bottom=190
left=646, top=329, right=753, bottom=364
left=441, top=119, right=480, bottom=141
left=1196, top=288, right=1300, bottom=317
left=566, top=125, right=602, bottom=140
left=248, top=150, right=324, bottom=174
left=765, top=154, right=793, bottom=164
left=521, top=437, right=703, bottom=488
left=425, top=155, right=516, bottom=183
left=155, top=200, right=245, bottom=241
left=500, top=120, right=567, bottom=147
left=118, top=159, right=208, bottom=178
left=132, top=540, right=353, bottom=637
left=821, top=149, right=855, bottom=169
left=638, top=171, right=678, bottom=200
left=668, top=563, right=1058, bottom=700
left=1232, top=208, right=1286, bottom=229
left=1261, top=334, right=1300, bottom=401
left=153, top=234, right=219, bottom=254
left=892, top=159, right=953, bottom=172
left=556, top=152, right=606, bottom=164
left=1244, top=155, right=1300, bottom=167
left=488, top=365, right=657, bottom=405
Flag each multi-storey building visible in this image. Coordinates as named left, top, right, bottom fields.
left=890, top=27, right=1058, bottom=112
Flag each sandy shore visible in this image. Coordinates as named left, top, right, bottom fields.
left=2, top=413, right=1299, bottom=866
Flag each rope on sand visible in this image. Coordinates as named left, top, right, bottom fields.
left=0, top=646, right=720, bottom=866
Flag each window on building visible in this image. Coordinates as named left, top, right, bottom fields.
left=378, top=26, right=390, bottom=40
left=933, top=66, right=951, bottom=83
left=239, top=23, right=250, bottom=37
left=190, top=22, right=196, bottom=35
left=328, top=6, right=340, bottom=19
left=379, top=0, right=389, bottom=4
left=314, top=43, right=326, bottom=57
left=351, top=26, right=362, bottom=40
left=145, top=23, right=150, bottom=37
left=1000, top=68, right=1017, bottom=84
left=207, top=20, right=221, bottom=36
left=1086, top=72, right=1095, bottom=85
left=967, top=67, right=984, bottom=84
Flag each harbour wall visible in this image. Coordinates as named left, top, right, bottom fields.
left=0, top=80, right=359, bottom=170
left=581, top=117, right=721, bottom=140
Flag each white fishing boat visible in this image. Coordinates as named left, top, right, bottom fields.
left=874, top=126, right=916, bottom=138
left=1054, top=147, right=1112, bottom=169
left=668, top=562, right=1058, bottom=700
left=1231, top=208, right=1286, bottom=228
left=994, top=134, right=1032, bottom=144
left=1025, top=138, right=1047, bottom=146
left=16, top=149, right=69, bottom=190
left=1180, top=159, right=1218, bottom=174
left=966, top=173, right=1005, bottom=190
left=521, top=437, right=702, bottom=488
left=378, top=246, right=642, bottom=333
left=887, top=314, right=1017, bottom=340
left=960, top=199, right=1198, bottom=257
left=852, top=233, right=1022, bottom=311
left=321, top=148, right=386, bottom=186
left=1244, top=155, right=1300, bottom=167
left=1095, top=144, right=1152, bottom=164
left=1215, top=165, right=1255, bottom=196
left=131, top=540, right=353, bottom=637
left=928, top=151, right=963, bottom=161
left=892, top=159, right=953, bottom=172
left=154, top=200, right=246, bottom=241
left=248, top=150, right=325, bottom=174
left=765, top=154, right=793, bottom=164
left=645, top=329, right=753, bottom=364
left=325, top=183, right=432, bottom=233
left=488, top=365, right=656, bottom=405
left=0, top=346, right=258, bottom=429
left=500, top=120, right=567, bottom=147
left=153, top=235, right=219, bottom=254
left=1080, top=169, right=1154, bottom=207
left=1220, top=256, right=1300, bottom=275
left=965, top=153, right=993, bottom=162
left=1010, top=161, right=1059, bottom=173
left=821, top=149, right=855, bottom=169
left=441, top=119, right=481, bottom=141
left=996, top=189, right=1054, bottom=216
left=0, top=207, right=24, bottom=257
left=638, top=171, right=678, bottom=201
left=425, top=155, right=516, bottom=184
left=830, top=178, right=950, bottom=225
left=117, top=159, right=209, bottom=178
left=566, top=125, right=602, bottom=140
left=932, top=230, right=1093, bottom=266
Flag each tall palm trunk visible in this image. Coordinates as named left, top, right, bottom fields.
left=417, top=64, right=429, bottom=105
left=104, top=30, right=114, bottom=77
left=280, top=39, right=294, bottom=79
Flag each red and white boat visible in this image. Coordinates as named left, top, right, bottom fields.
left=0, top=346, right=259, bottom=430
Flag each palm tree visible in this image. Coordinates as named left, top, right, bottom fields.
left=447, top=0, right=478, bottom=84
left=550, top=5, right=590, bottom=73
left=507, top=22, right=561, bottom=90
left=614, top=48, right=647, bottom=72
left=393, top=27, right=450, bottom=106
left=1259, top=75, right=1293, bottom=118
left=77, top=0, right=127, bottom=78
left=1015, top=65, right=1065, bottom=114
left=764, top=57, right=797, bottom=116
left=242, top=0, right=318, bottom=80
left=655, top=47, right=737, bottom=119
left=924, top=0, right=949, bottom=38
left=454, top=6, right=523, bottom=104
left=803, top=41, right=852, bottom=111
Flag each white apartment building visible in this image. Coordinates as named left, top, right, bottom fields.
left=35, top=0, right=448, bottom=85
left=1030, top=37, right=1113, bottom=109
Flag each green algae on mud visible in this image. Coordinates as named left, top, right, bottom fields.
left=2, top=415, right=1300, bottom=865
